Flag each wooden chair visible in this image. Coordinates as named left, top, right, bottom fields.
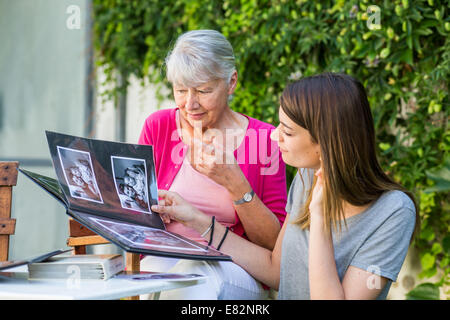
left=67, top=218, right=109, bottom=254
left=67, top=218, right=140, bottom=299
left=0, top=161, right=18, bottom=262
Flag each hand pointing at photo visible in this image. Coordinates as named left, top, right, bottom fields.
left=151, top=190, right=202, bottom=226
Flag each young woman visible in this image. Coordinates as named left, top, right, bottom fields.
left=152, top=72, right=419, bottom=299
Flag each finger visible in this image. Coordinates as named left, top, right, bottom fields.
left=151, top=204, right=173, bottom=215
left=191, top=141, right=206, bottom=166
left=315, top=167, right=322, bottom=177
left=211, top=137, right=233, bottom=164
left=194, top=140, right=214, bottom=157
left=157, top=189, right=178, bottom=201
left=202, top=132, right=215, bottom=145
left=315, top=172, right=324, bottom=188
left=223, top=149, right=236, bottom=165
left=199, top=141, right=224, bottom=165
left=202, top=142, right=215, bottom=156
left=192, top=137, right=208, bottom=151
left=151, top=204, right=162, bottom=213
left=200, top=152, right=216, bottom=166
left=157, top=189, right=170, bottom=198
left=160, top=213, right=171, bottom=224
left=192, top=163, right=210, bottom=177
left=194, top=137, right=219, bottom=159
left=158, top=189, right=188, bottom=205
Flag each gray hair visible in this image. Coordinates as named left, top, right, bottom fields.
left=165, top=30, right=236, bottom=87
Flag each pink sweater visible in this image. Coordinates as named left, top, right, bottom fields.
left=138, top=108, right=287, bottom=239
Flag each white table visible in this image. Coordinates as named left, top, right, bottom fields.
left=0, top=266, right=206, bottom=300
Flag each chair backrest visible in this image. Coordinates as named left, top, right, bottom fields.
left=67, top=218, right=109, bottom=254
left=0, top=161, right=18, bottom=262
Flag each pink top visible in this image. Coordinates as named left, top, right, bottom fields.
left=138, top=107, right=287, bottom=240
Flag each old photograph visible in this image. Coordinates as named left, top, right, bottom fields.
left=111, top=156, right=151, bottom=214
left=88, top=217, right=206, bottom=252
left=57, top=146, right=103, bottom=203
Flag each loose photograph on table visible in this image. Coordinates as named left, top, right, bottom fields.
left=111, top=156, right=151, bottom=213
left=57, top=146, right=103, bottom=203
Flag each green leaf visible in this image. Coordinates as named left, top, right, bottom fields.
left=425, top=157, right=450, bottom=192
left=406, top=35, right=413, bottom=49
left=443, top=235, right=450, bottom=255
left=380, top=47, right=390, bottom=59
left=406, top=283, right=440, bottom=300
left=399, top=49, right=413, bottom=65
left=431, top=243, right=442, bottom=255
left=440, top=256, right=449, bottom=268
left=379, top=142, right=391, bottom=151
left=421, top=253, right=435, bottom=270
left=420, top=227, right=435, bottom=242
left=419, top=267, right=437, bottom=279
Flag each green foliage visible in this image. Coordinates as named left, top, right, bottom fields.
left=92, top=0, right=449, bottom=298
left=425, top=156, right=450, bottom=193
left=406, top=282, right=441, bottom=300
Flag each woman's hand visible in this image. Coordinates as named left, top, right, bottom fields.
left=309, top=166, right=324, bottom=219
left=151, top=190, right=202, bottom=227
left=190, top=136, right=250, bottom=200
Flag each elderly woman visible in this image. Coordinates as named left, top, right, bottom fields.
left=138, top=30, right=287, bottom=299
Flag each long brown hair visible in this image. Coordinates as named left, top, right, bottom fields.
left=281, top=73, right=419, bottom=239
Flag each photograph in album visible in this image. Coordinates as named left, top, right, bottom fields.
left=111, top=156, right=152, bottom=214
left=57, top=146, right=103, bottom=204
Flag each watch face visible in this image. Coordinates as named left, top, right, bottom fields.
left=244, top=193, right=252, bottom=202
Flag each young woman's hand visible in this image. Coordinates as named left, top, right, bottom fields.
left=309, top=167, right=324, bottom=218
left=151, top=190, right=202, bottom=227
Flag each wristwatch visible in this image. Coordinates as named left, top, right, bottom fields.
left=233, top=189, right=255, bottom=205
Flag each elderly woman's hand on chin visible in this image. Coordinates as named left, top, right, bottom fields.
left=190, top=135, right=250, bottom=202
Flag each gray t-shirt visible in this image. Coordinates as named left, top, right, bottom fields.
left=278, top=170, right=416, bottom=300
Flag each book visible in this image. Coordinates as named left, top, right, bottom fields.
left=28, top=254, right=124, bottom=280
left=19, top=131, right=231, bottom=261
left=0, top=249, right=73, bottom=272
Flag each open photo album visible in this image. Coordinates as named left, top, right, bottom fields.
left=19, top=131, right=231, bottom=261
